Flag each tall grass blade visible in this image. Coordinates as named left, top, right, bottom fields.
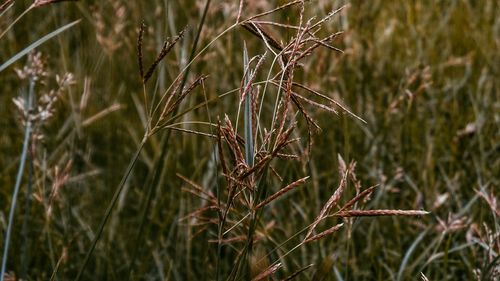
left=0, top=19, right=80, bottom=73
left=243, top=42, right=254, bottom=167
left=0, top=79, right=35, bottom=281
left=75, top=138, right=146, bottom=281
left=397, top=229, right=429, bottom=281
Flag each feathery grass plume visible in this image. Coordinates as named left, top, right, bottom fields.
left=304, top=223, right=344, bottom=243
left=32, top=0, right=77, bottom=8
left=254, top=176, right=309, bottom=209
left=136, top=21, right=145, bottom=80
left=335, top=210, right=430, bottom=217
left=143, top=27, right=185, bottom=83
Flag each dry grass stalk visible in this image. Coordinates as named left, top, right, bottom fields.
left=241, top=22, right=284, bottom=52
left=179, top=205, right=219, bottom=222
left=244, top=0, right=304, bottom=22
left=47, top=160, right=72, bottom=218
left=335, top=210, right=430, bottom=217
left=164, top=126, right=216, bottom=138
left=280, top=264, right=314, bottom=281
left=304, top=223, right=344, bottom=243
left=475, top=188, right=499, bottom=217
left=208, top=234, right=261, bottom=245
left=337, top=184, right=379, bottom=213
left=291, top=91, right=338, bottom=115
left=153, top=75, right=207, bottom=132
left=136, top=21, right=145, bottom=80
left=420, top=272, right=430, bottom=281
left=251, top=263, right=282, bottom=281
left=254, top=176, right=309, bottom=209
left=0, top=0, right=14, bottom=12
left=236, top=0, right=244, bottom=23
left=177, top=173, right=217, bottom=202
left=290, top=82, right=366, bottom=123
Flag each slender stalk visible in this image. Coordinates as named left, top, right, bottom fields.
left=0, top=5, right=33, bottom=40
left=1, top=79, right=35, bottom=281
left=125, top=131, right=172, bottom=281
left=20, top=146, right=34, bottom=278
left=74, top=136, right=147, bottom=281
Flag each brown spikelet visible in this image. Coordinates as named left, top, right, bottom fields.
left=338, top=184, right=379, bottom=213
left=241, top=22, right=284, bottom=52
left=304, top=223, right=344, bottom=243
left=143, top=28, right=185, bottom=83
left=137, top=21, right=145, bottom=80
left=159, top=75, right=207, bottom=121
left=251, top=263, right=282, bottom=281
left=179, top=205, right=219, bottom=222
left=236, top=0, right=244, bottom=23
left=217, top=119, right=230, bottom=181
left=254, top=176, right=309, bottom=209
left=290, top=94, right=321, bottom=131
left=291, top=92, right=338, bottom=115
left=240, top=52, right=267, bottom=106
left=208, top=234, right=261, bottom=244
left=294, top=31, right=344, bottom=62
left=177, top=173, right=217, bottom=202
left=32, top=0, right=77, bottom=8
left=290, top=82, right=366, bottom=123
left=335, top=209, right=430, bottom=217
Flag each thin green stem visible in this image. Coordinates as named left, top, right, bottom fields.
left=74, top=136, right=147, bottom=281
left=0, top=5, right=33, bottom=40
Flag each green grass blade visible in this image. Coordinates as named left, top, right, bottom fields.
left=397, top=229, right=429, bottom=281
left=0, top=19, right=80, bottom=73
left=75, top=138, right=146, bottom=281
left=243, top=42, right=254, bottom=167
left=0, top=79, right=35, bottom=281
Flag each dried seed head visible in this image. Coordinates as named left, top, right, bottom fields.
left=143, top=28, right=186, bottom=83
left=335, top=209, right=430, bottom=217
left=137, top=21, right=146, bottom=80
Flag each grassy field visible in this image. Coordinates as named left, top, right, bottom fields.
left=1, top=0, right=499, bottom=280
